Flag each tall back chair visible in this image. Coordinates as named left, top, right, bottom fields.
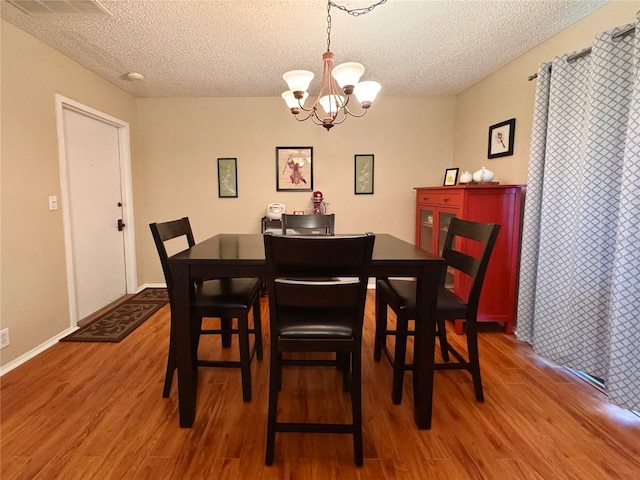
left=374, top=218, right=500, bottom=404
left=281, top=213, right=335, bottom=235
left=263, top=232, right=375, bottom=466
left=150, top=217, right=263, bottom=401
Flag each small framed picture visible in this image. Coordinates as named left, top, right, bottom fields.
left=354, top=154, right=374, bottom=195
left=488, top=118, right=516, bottom=158
left=276, top=146, right=313, bottom=192
left=217, top=158, right=238, bottom=198
left=443, top=167, right=459, bottom=186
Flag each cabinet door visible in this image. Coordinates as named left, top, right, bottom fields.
left=418, top=207, right=435, bottom=253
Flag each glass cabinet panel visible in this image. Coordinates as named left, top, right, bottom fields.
left=419, top=208, right=434, bottom=253
left=437, top=212, right=456, bottom=255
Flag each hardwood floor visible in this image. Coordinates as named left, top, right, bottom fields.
left=2, top=292, right=639, bottom=479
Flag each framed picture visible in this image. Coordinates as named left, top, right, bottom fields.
left=217, top=157, right=238, bottom=198
left=488, top=118, right=516, bottom=158
left=354, top=154, right=374, bottom=195
left=276, top=146, right=313, bottom=191
left=443, top=167, right=459, bottom=186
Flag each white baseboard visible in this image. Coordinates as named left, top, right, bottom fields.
left=0, top=327, right=76, bottom=376
left=0, top=283, right=165, bottom=377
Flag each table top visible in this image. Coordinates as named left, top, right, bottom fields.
left=169, top=233, right=442, bottom=266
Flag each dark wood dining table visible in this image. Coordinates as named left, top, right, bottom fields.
left=168, top=233, right=446, bottom=429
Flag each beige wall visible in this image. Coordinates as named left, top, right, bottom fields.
left=454, top=0, right=640, bottom=184
left=137, top=96, right=456, bottom=284
left=0, top=20, right=138, bottom=366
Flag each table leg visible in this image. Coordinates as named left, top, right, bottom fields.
left=412, top=263, right=441, bottom=429
left=172, top=264, right=197, bottom=427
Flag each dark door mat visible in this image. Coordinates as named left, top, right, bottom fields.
left=60, top=288, right=168, bottom=343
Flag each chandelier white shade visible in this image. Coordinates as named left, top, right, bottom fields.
left=319, top=94, right=345, bottom=116
left=282, top=70, right=315, bottom=94
left=354, top=81, right=382, bottom=107
left=281, top=0, right=384, bottom=131
left=332, top=62, right=365, bottom=91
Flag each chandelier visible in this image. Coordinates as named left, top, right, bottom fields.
left=281, top=0, right=386, bottom=131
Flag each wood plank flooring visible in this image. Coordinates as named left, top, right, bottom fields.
left=2, top=292, right=639, bottom=479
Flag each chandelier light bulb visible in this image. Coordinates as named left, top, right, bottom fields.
left=319, top=94, right=345, bottom=116
left=282, top=91, right=309, bottom=113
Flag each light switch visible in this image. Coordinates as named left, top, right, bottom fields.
left=48, top=195, right=58, bottom=210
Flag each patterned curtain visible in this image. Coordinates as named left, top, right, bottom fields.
left=517, top=14, right=640, bottom=411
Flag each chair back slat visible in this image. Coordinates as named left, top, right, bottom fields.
left=149, top=217, right=195, bottom=301
left=442, top=218, right=500, bottom=311
left=281, top=214, right=335, bottom=235
left=274, top=281, right=362, bottom=308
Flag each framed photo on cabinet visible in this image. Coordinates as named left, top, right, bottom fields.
left=443, top=167, right=459, bottom=186
left=276, top=146, right=313, bottom=191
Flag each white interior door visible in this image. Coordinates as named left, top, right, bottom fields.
left=59, top=103, right=130, bottom=321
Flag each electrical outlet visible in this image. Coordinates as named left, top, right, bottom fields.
left=0, top=328, right=10, bottom=349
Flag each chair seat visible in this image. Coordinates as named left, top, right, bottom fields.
left=195, top=278, right=262, bottom=309
left=377, top=279, right=468, bottom=319
left=278, top=308, right=355, bottom=338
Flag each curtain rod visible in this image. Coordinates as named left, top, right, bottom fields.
left=528, top=24, right=635, bottom=81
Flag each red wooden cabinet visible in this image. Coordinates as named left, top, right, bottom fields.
left=415, top=185, right=524, bottom=334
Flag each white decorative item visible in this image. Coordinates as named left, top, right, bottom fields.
left=472, top=166, right=494, bottom=183
left=459, top=170, right=473, bottom=184
left=266, top=203, right=286, bottom=220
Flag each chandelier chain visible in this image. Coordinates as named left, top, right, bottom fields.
left=328, top=0, right=388, bottom=17
left=326, top=0, right=386, bottom=52
left=327, top=1, right=332, bottom=52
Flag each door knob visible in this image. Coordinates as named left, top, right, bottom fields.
left=117, top=219, right=126, bottom=231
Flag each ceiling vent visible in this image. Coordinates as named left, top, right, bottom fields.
left=7, top=0, right=111, bottom=16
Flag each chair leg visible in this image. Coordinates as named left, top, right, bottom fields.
left=466, top=319, right=484, bottom=402
left=342, top=353, right=351, bottom=392
left=373, top=291, right=388, bottom=361
left=252, top=298, right=263, bottom=361
left=351, top=343, right=363, bottom=467
left=391, top=312, right=409, bottom=405
left=437, top=317, right=450, bottom=362
left=163, top=323, right=176, bottom=398
left=221, top=317, right=232, bottom=348
left=238, top=314, right=252, bottom=402
left=265, top=346, right=281, bottom=465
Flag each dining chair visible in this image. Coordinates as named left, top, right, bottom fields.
left=263, top=232, right=375, bottom=466
left=374, top=218, right=500, bottom=404
left=281, top=213, right=335, bottom=235
left=149, top=217, right=263, bottom=401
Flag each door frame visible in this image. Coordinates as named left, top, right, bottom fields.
left=55, top=94, right=137, bottom=327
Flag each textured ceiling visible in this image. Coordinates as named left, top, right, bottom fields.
left=1, top=0, right=609, bottom=98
